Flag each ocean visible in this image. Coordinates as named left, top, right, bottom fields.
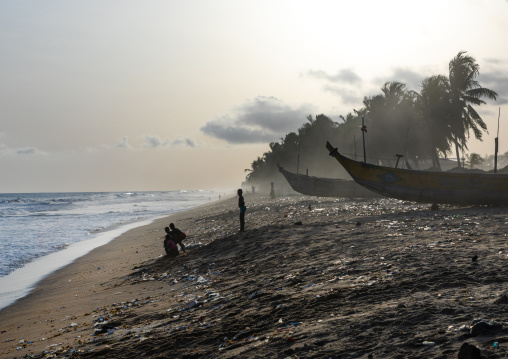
left=0, top=190, right=218, bottom=311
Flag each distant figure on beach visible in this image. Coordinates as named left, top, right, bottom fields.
left=252, top=185, right=255, bottom=194
left=169, top=222, right=187, bottom=252
left=270, top=182, right=276, bottom=200
left=164, top=227, right=179, bottom=257
left=238, top=189, right=246, bottom=232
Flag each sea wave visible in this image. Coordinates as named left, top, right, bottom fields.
left=0, top=190, right=216, bottom=279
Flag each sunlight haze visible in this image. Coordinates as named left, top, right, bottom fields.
left=1, top=0, right=507, bottom=192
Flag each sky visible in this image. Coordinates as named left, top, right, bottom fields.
left=1, top=0, right=508, bottom=193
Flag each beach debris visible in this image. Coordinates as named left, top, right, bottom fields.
left=184, top=300, right=199, bottom=310
left=248, top=290, right=263, bottom=299
left=93, top=321, right=122, bottom=335
left=422, top=341, right=435, bottom=346
left=472, top=255, right=478, bottom=262
left=294, top=221, right=303, bottom=225
left=13, top=197, right=508, bottom=359
left=195, top=275, right=207, bottom=284
left=447, top=324, right=470, bottom=333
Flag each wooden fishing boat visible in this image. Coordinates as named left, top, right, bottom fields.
left=326, top=141, right=508, bottom=205
left=278, top=165, right=380, bottom=198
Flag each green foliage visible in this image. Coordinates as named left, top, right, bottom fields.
left=246, top=51, right=497, bottom=182
left=466, top=153, right=484, bottom=168
left=245, top=114, right=346, bottom=184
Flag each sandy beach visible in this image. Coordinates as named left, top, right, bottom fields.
left=2, top=194, right=508, bottom=358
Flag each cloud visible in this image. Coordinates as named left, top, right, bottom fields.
left=201, top=96, right=314, bottom=144
left=143, top=135, right=196, bottom=148
left=172, top=137, right=195, bottom=148
left=303, top=68, right=365, bottom=107
left=372, top=67, right=424, bottom=92
left=143, top=135, right=168, bottom=148
left=471, top=57, right=508, bottom=104
left=478, top=71, right=508, bottom=105
left=116, top=136, right=196, bottom=150
left=484, top=58, right=507, bottom=65
left=16, top=148, right=38, bottom=155
left=116, top=137, right=131, bottom=149
left=322, top=86, right=363, bottom=104
left=388, top=68, right=425, bottom=91
left=306, top=66, right=432, bottom=102
left=0, top=146, right=47, bottom=156
left=305, top=69, right=361, bottom=84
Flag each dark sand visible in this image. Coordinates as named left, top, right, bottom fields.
left=2, top=194, right=508, bottom=358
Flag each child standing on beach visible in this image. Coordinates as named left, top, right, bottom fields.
left=169, top=223, right=186, bottom=252
left=238, top=189, right=246, bottom=232
left=164, top=227, right=179, bottom=257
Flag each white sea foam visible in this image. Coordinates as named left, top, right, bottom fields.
left=0, top=219, right=156, bottom=310
left=0, top=190, right=216, bottom=311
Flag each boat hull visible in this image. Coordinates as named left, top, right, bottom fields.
left=278, top=166, right=380, bottom=198
left=326, top=141, right=508, bottom=205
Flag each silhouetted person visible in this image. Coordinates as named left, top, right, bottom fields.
left=164, top=227, right=179, bottom=257
left=238, top=189, right=246, bottom=232
left=270, top=182, right=275, bottom=199
left=169, top=222, right=186, bottom=252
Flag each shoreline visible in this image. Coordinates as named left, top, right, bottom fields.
left=0, top=216, right=163, bottom=311
left=0, top=194, right=231, bottom=356
left=0, top=193, right=225, bottom=312
left=2, top=194, right=508, bottom=358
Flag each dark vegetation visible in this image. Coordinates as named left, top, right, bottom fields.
left=246, top=51, right=501, bottom=186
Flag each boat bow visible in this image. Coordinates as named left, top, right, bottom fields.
left=326, top=141, right=508, bottom=205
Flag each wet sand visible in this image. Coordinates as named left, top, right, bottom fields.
left=2, top=194, right=508, bottom=358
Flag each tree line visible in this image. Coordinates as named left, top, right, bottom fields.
left=245, top=51, right=498, bottom=185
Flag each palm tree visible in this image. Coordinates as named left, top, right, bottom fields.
left=297, top=114, right=341, bottom=173
left=362, top=82, right=419, bottom=165
left=417, top=75, right=453, bottom=169
left=466, top=153, right=484, bottom=169
left=447, top=51, right=497, bottom=167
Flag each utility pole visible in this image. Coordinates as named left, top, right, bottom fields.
left=361, top=116, right=367, bottom=163
left=495, top=107, right=501, bottom=173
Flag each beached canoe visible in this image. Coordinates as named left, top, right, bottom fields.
left=278, top=165, right=380, bottom=198
left=326, top=141, right=508, bottom=205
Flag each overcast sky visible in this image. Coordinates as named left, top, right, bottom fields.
left=1, top=0, right=507, bottom=193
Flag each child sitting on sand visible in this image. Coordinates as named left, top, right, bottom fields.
left=164, top=227, right=179, bottom=257
left=169, top=223, right=186, bottom=252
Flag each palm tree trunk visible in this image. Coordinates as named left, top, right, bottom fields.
left=432, top=151, right=441, bottom=170
left=454, top=140, right=461, bottom=168
left=430, top=138, right=442, bottom=171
